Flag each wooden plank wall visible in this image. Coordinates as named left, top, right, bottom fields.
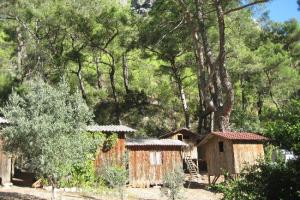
left=204, top=137, right=235, bottom=176
left=0, top=140, right=12, bottom=185
left=233, top=142, right=264, bottom=173
left=128, top=146, right=183, bottom=188
left=169, top=133, right=198, bottom=159
left=95, top=133, right=126, bottom=169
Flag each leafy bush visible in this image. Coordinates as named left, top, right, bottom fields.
left=99, top=164, right=128, bottom=200
left=211, top=159, right=300, bottom=200
left=161, top=167, right=185, bottom=200
left=59, top=154, right=103, bottom=189
left=102, top=133, right=118, bottom=152
left=265, top=100, right=300, bottom=156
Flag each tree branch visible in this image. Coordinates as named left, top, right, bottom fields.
left=224, top=0, right=269, bottom=15
left=104, top=29, right=119, bottom=49
left=155, top=17, right=184, bottom=46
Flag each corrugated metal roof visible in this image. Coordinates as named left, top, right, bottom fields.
left=212, top=132, right=269, bottom=141
left=0, top=117, right=9, bottom=124
left=126, top=138, right=188, bottom=147
left=87, top=125, right=136, bottom=133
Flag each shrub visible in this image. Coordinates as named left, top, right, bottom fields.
left=161, top=167, right=185, bottom=200
left=59, top=154, right=102, bottom=189
left=99, top=164, right=128, bottom=200
left=211, top=159, right=300, bottom=200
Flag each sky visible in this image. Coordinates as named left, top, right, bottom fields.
left=267, top=0, right=300, bottom=22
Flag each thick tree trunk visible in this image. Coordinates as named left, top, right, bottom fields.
left=122, top=53, right=130, bottom=94
left=170, top=59, right=190, bottom=129
left=214, top=0, right=234, bottom=131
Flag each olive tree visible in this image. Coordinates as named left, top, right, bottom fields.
left=161, top=167, right=185, bottom=200
left=0, top=78, right=101, bottom=199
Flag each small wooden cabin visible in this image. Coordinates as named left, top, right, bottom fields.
left=160, top=128, right=203, bottom=171
left=126, top=138, right=187, bottom=188
left=199, top=131, right=268, bottom=184
left=87, top=125, right=136, bottom=168
left=0, top=117, right=12, bottom=186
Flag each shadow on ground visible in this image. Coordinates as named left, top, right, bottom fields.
left=0, top=192, right=47, bottom=200
left=184, top=181, right=207, bottom=189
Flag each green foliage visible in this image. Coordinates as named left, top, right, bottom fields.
left=264, top=144, right=285, bottom=163
left=99, top=164, right=128, bottom=200
left=211, top=160, right=300, bottom=200
left=265, top=99, right=300, bottom=155
left=0, top=78, right=102, bottom=181
left=59, top=154, right=103, bottom=188
left=161, top=167, right=185, bottom=200
left=102, top=132, right=118, bottom=152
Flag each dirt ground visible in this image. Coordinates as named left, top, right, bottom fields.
left=0, top=176, right=223, bottom=200
left=0, top=186, right=222, bottom=200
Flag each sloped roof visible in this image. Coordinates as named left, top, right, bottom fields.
left=126, top=138, right=188, bottom=147
left=212, top=132, right=268, bottom=141
left=160, top=128, right=202, bottom=139
left=0, top=117, right=9, bottom=124
left=87, top=125, right=136, bottom=133
left=199, top=131, right=269, bottom=146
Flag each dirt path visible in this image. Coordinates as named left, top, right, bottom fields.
left=0, top=183, right=222, bottom=200
left=127, top=187, right=222, bottom=200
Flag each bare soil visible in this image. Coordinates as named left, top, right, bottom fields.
left=0, top=175, right=222, bottom=200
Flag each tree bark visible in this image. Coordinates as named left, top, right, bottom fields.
left=179, top=0, right=214, bottom=133
left=16, top=26, right=26, bottom=82
left=49, top=176, right=57, bottom=200
left=240, top=74, right=246, bottom=111
left=214, top=0, right=234, bottom=131
left=109, top=63, right=118, bottom=105
left=122, top=53, right=130, bottom=94
left=94, top=56, right=103, bottom=89
left=170, top=58, right=190, bottom=129
left=76, top=58, right=87, bottom=100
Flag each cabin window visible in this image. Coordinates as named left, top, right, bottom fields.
left=150, top=151, right=162, bottom=165
left=177, top=135, right=183, bottom=141
left=219, top=142, right=224, bottom=152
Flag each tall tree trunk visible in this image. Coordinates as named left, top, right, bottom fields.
left=257, top=90, right=263, bottom=119
left=109, top=60, right=121, bottom=124
left=94, top=56, right=103, bottom=89
left=240, top=74, right=246, bottom=111
left=76, top=58, right=87, bottom=100
left=16, top=26, right=26, bottom=82
left=265, top=70, right=280, bottom=111
left=170, top=59, right=190, bottom=129
left=122, top=53, right=130, bottom=94
left=214, top=0, right=234, bottom=131
left=98, top=48, right=121, bottom=124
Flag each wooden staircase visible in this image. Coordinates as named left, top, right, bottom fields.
left=184, top=155, right=199, bottom=180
